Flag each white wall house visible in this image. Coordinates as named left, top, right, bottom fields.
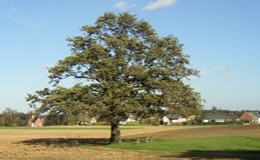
left=163, top=115, right=187, bottom=125
left=119, top=114, right=136, bottom=125
left=202, top=113, right=238, bottom=123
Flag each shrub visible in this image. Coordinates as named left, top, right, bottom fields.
left=92, top=122, right=110, bottom=126
left=183, top=121, right=196, bottom=126
left=126, top=121, right=139, bottom=126
left=151, top=121, right=159, bottom=126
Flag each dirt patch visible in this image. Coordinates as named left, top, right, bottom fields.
left=0, top=126, right=177, bottom=160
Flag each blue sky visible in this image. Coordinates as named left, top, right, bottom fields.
left=0, top=0, right=259, bottom=112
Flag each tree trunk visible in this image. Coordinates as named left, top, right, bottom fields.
left=110, top=121, right=121, bottom=143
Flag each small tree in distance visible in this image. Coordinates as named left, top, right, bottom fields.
left=26, top=12, right=203, bottom=143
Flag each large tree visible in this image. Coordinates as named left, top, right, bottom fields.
left=27, top=12, right=203, bottom=143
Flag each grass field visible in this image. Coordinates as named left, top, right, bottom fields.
left=108, top=125, right=260, bottom=159
left=108, top=136, right=260, bottom=159
left=0, top=125, right=259, bottom=159
left=109, top=136, right=260, bottom=152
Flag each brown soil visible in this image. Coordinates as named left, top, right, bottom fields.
left=0, top=126, right=182, bottom=160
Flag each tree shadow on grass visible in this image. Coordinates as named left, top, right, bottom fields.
left=160, top=150, right=260, bottom=160
left=21, top=138, right=110, bottom=148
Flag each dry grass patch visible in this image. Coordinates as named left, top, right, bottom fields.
left=0, top=126, right=178, bottom=160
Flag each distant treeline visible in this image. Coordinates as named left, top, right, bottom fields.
left=0, top=107, right=257, bottom=127
left=200, top=107, right=246, bottom=118
left=0, top=108, right=31, bottom=126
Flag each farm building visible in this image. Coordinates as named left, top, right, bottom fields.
left=240, top=112, right=260, bottom=124
left=28, top=115, right=44, bottom=127
left=202, top=113, right=239, bottom=123
left=187, top=115, right=196, bottom=121
left=119, top=114, right=137, bottom=125
left=163, top=114, right=187, bottom=125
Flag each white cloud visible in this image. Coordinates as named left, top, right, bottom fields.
left=199, top=66, right=235, bottom=81
left=199, top=70, right=213, bottom=76
left=9, top=6, right=26, bottom=24
left=8, top=6, right=38, bottom=29
left=144, top=0, right=177, bottom=11
left=41, top=64, right=54, bottom=69
left=215, top=66, right=231, bottom=72
left=225, top=75, right=235, bottom=80
left=115, top=1, right=136, bottom=11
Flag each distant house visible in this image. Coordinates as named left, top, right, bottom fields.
left=90, top=117, right=97, bottom=125
left=187, top=115, right=196, bottom=121
left=240, top=112, right=260, bottom=124
left=119, top=114, right=137, bottom=125
left=163, top=114, right=187, bottom=125
left=28, top=115, right=44, bottom=127
left=202, top=113, right=238, bottom=123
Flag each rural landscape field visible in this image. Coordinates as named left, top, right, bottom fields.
left=0, top=125, right=259, bottom=160
left=1, top=1, right=260, bottom=160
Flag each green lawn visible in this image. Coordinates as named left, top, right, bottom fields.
left=108, top=136, right=260, bottom=154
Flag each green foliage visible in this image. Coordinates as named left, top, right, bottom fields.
left=92, top=122, right=110, bottom=126
left=45, top=110, right=67, bottom=126
left=205, top=120, right=243, bottom=126
left=200, top=108, right=245, bottom=119
left=183, top=120, right=243, bottom=126
left=126, top=121, right=140, bottom=126
left=0, top=108, right=31, bottom=127
left=183, top=120, right=196, bottom=126
left=67, top=114, right=78, bottom=125
left=151, top=121, right=160, bottom=126
left=26, top=12, right=203, bottom=143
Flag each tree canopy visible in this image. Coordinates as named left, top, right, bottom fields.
left=26, top=12, right=203, bottom=143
